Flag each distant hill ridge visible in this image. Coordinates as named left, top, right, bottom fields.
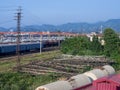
left=0, top=19, right=120, bottom=33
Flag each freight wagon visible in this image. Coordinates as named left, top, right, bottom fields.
left=0, top=43, right=41, bottom=55
left=0, top=41, right=59, bottom=55
left=36, top=65, right=119, bottom=90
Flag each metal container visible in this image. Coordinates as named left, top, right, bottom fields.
left=35, top=81, right=72, bottom=90
left=84, top=69, right=107, bottom=80
left=102, top=65, right=115, bottom=75
left=68, top=74, right=92, bottom=89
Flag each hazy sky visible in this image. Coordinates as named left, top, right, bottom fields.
left=0, top=0, right=120, bottom=27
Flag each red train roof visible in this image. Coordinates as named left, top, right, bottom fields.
left=93, top=74, right=120, bottom=85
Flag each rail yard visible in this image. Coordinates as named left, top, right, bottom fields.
left=0, top=1, right=120, bottom=90
left=0, top=31, right=78, bottom=56
left=0, top=31, right=119, bottom=90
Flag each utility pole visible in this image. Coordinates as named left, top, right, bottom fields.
left=100, top=25, right=103, bottom=34
left=15, top=6, right=22, bottom=72
left=58, top=31, right=61, bottom=48
left=40, top=33, right=42, bottom=54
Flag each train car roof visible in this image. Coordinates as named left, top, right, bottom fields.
left=0, top=42, right=40, bottom=47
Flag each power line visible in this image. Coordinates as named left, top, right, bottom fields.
left=0, top=20, right=14, bottom=26
left=0, top=6, right=17, bottom=12
left=23, top=8, right=45, bottom=25
left=0, top=9, right=16, bottom=12
left=0, top=6, right=18, bottom=8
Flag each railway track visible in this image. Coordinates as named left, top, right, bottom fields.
left=16, top=56, right=115, bottom=77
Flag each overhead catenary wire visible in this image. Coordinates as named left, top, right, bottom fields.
left=0, top=7, right=17, bottom=27
left=22, top=8, right=45, bottom=25
left=0, top=7, right=45, bottom=28
left=0, top=6, right=17, bottom=12
left=0, top=6, right=18, bottom=8
left=0, top=20, right=15, bottom=26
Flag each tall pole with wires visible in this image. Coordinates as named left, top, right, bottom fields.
left=15, top=6, right=22, bottom=72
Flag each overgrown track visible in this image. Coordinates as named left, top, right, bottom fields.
left=0, top=53, right=37, bottom=62
left=16, top=56, right=115, bottom=77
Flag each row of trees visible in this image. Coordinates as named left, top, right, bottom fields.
left=61, top=28, right=120, bottom=57
left=61, top=36, right=103, bottom=55
left=103, top=28, right=120, bottom=69
left=103, top=28, right=120, bottom=57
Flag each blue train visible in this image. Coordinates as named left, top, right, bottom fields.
left=0, top=41, right=59, bottom=56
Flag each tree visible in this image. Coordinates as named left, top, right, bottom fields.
left=103, top=28, right=119, bottom=57
left=61, top=36, right=91, bottom=55
left=90, top=36, right=103, bottom=55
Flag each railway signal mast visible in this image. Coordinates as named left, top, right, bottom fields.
left=15, top=6, right=22, bottom=72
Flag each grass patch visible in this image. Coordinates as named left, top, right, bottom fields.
left=0, top=50, right=61, bottom=72
left=0, top=72, right=59, bottom=90
left=0, top=50, right=61, bottom=90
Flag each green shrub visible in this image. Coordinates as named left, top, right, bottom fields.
left=0, top=72, right=58, bottom=90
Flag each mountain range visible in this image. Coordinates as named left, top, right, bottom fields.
left=0, top=19, right=120, bottom=33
